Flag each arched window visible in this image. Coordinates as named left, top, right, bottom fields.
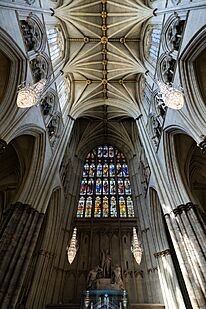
left=76, top=145, right=135, bottom=218
left=47, top=26, right=64, bottom=64
left=57, top=77, right=70, bottom=111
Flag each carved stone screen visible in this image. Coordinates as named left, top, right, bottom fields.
left=76, top=145, right=135, bottom=218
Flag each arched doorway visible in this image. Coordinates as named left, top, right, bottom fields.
left=174, top=133, right=206, bottom=216
left=0, top=135, right=35, bottom=224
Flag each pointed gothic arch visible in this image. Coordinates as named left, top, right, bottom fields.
left=180, top=25, right=206, bottom=127
left=0, top=27, right=27, bottom=131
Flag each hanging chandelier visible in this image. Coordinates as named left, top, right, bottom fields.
left=67, top=227, right=78, bottom=264
left=157, top=81, right=184, bottom=110
left=131, top=227, right=143, bottom=264
left=16, top=70, right=64, bottom=108
left=17, top=79, right=47, bottom=108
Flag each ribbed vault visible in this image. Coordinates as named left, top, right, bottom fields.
left=72, top=115, right=138, bottom=160
left=55, top=0, right=153, bottom=119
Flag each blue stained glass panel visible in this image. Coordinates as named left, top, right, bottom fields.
left=80, top=179, right=87, bottom=195
left=124, top=179, right=131, bottom=194
left=98, top=147, right=103, bottom=157
left=109, top=164, right=115, bottom=177
left=122, top=163, right=129, bottom=177
left=96, top=178, right=102, bottom=194
left=118, top=179, right=124, bottom=195
left=97, top=163, right=102, bottom=177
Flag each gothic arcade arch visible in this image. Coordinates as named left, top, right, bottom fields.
left=0, top=135, right=35, bottom=222
left=0, top=27, right=27, bottom=129
left=180, top=26, right=206, bottom=126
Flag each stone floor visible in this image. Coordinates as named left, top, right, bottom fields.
left=130, top=304, right=165, bottom=309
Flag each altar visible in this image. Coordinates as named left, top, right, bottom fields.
left=81, top=289, right=128, bottom=309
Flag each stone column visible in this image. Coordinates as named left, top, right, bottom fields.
left=154, top=249, right=186, bottom=309
left=171, top=203, right=206, bottom=308
left=0, top=202, right=44, bottom=309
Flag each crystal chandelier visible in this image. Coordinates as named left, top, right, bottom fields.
left=157, top=81, right=184, bottom=110
left=16, top=70, right=64, bottom=108
left=131, top=227, right=143, bottom=264
left=17, top=79, right=47, bottom=108
left=67, top=227, right=78, bottom=264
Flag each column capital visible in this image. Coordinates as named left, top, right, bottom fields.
left=154, top=249, right=171, bottom=258
left=173, top=202, right=196, bottom=216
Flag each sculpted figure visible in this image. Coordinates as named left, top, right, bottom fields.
left=112, top=265, right=124, bottom=290
left=101, top=249, right=111, bottom=278
left=87, top=266, right=98, bottom=289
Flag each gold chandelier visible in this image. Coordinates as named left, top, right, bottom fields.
left=67, top=227, right=78, bottom=264
left=131, top=227, right=143, bottom=264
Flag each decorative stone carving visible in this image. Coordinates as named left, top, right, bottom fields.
left=41, top=91, right=56, bottom=117
left=20, top=14, right=45, bottom=52
left=30, top=53, right=50, bottom=82
left=173, top=202, right=195, bottom=216
left=0, top=139, right=7, bottom=154
left=154, top=249, right=171, bottom=258
left=167, top=14, right=185, bottom=52
left=197, top=135, right=206, bottom=155
left=134, top=270, right=144, bottom=278
left=141, top=227, right=149, bottom=234
left=147, top=90, right=167, bottom=149
left=87, top=253, right=124, bottom=290
left=147, top=267, right=158, bottom=273
left=161, top=54, right=176, bottom=83
left=47, top=114, right=62, bottom=147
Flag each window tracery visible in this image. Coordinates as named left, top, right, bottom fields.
left=57, top=77, right=70, bottom=111
left=144, top=24, right=161, bottom=66
left=47, top=25, right=64, bottom=64
left=77, top=146, right=135, bottom=218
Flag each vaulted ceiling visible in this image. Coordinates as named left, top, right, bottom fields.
left=55, top=0, right=153, bottom=120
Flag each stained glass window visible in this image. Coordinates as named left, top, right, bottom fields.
left=76, top=145, right=135, bottom=218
